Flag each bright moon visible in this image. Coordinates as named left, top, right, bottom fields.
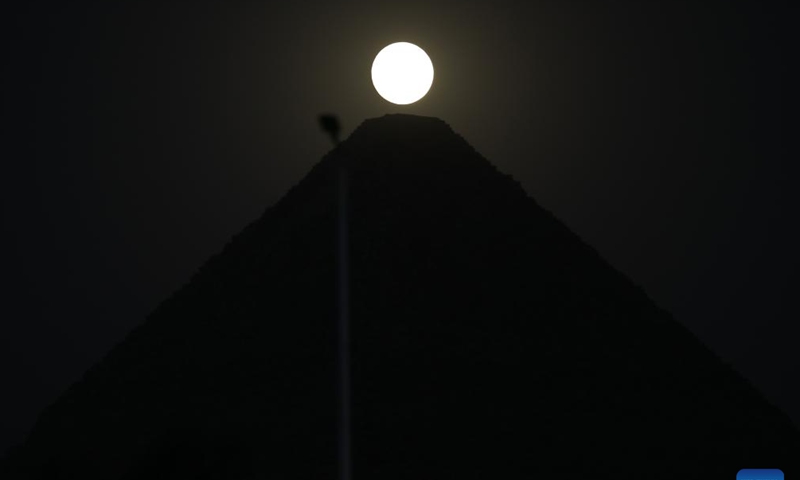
left=371, top=42, right=434, bottom=105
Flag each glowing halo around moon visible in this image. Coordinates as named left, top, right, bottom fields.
left=371, top=42, right=434, bottom=105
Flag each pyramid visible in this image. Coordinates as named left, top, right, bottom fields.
left=3, top=114, right=798, bottom=479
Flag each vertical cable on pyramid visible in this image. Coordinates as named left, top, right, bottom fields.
left=337, top=164, right=351, bottom=480
left=319, top=114, right=350, bottom=480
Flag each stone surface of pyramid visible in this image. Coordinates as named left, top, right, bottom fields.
left=3, top=114, right=798, bottom=479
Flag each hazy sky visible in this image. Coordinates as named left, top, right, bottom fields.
left=1, top=1, right=797, bottom=454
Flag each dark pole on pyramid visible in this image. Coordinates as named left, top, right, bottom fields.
left=318, top=114, right=350, bottom=480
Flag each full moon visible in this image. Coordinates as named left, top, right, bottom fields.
left=371, top=42, right=434, bottom=105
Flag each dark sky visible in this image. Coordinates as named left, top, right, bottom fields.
left=1, top=1, right=798, bottom=454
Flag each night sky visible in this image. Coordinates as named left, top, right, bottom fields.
left=1, top=1, right=798, bottom=455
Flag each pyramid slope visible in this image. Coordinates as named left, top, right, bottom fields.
left=3, top=114, right=798, bottom=479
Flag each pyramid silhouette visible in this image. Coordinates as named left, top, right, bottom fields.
left=3, top=114, right=798, bottom=479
